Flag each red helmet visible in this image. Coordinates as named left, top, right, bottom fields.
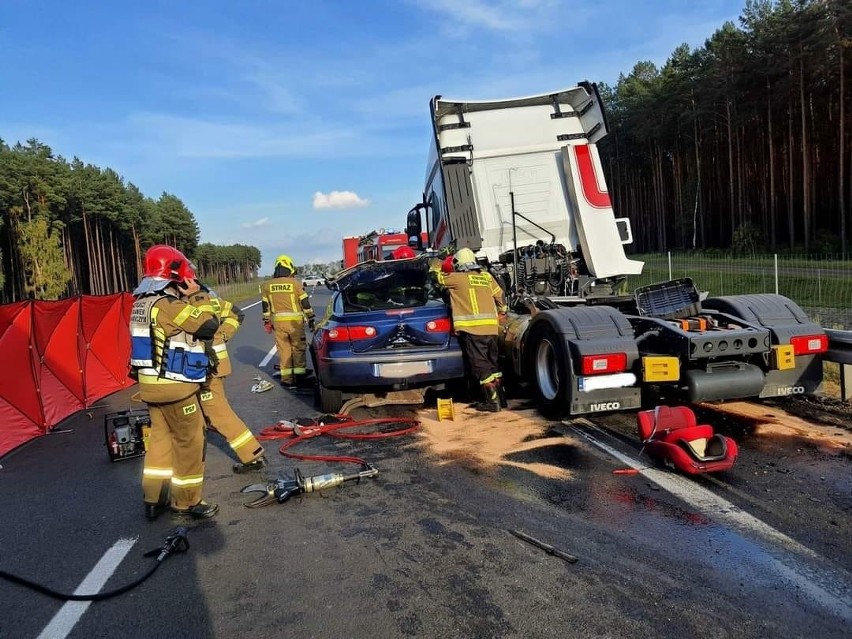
left=143, top=245, right=194, bottom=283
left=441, top=255, right=455, bottom=273
left=391, top=246, right=416, bottom=260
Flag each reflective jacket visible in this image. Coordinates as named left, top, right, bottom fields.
left=189, top=290, right=244, bottom=378
left=261, top=276, right=314, bottom=323
left=130, top=292, right=219, bottom=403
left=436, top=270, right=507, bottom=336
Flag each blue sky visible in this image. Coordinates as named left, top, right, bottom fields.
left=0, top=0, right=746, bottom=272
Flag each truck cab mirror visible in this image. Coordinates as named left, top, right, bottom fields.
left=407, top=205, right=424, bottom=249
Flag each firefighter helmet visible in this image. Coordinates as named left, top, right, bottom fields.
left=143, top=245, right=194, bottom=283
left=275, top=254, right=296, bottom=275
left=452, top=247, right=478, bottom=272
left=390, top=246, right=416, bottom=260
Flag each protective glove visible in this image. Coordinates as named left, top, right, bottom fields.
left=308, top=318, right=316, bottom=331
left=263, top=321, right=273, bottom=334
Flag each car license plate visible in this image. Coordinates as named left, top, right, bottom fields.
left=374, top=361, right=433, bottom=378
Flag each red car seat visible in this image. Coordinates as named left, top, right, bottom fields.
left=636, top=405, right=738, bottom=474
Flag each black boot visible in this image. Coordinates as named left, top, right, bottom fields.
left=171, top=501, right=219, bottom=519
left=470, top=381, right=501, bottom=413
left=233, top=455, right=267, bottom=474
left=144, top=502, right=167, bottom=521
left=496, top=379, right=508, bottom=409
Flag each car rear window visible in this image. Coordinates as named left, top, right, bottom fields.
left=341, top=271, right=439, bottom=312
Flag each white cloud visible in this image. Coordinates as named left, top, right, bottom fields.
left=312, top=190, right=369, bottom=210
left=241, top=216, right=269, bottom=228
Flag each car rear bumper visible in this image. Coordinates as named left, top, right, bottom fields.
left=318, top=349, right=465, bottom=389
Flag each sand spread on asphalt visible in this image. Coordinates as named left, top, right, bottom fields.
left=703, top=401, right=852, bottom=453
left=415, top=401, right=573, bottom=479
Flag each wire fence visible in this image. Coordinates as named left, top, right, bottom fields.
left=208, top=279, right=264, bottom=304
left=630, top=253, right=852, bottom=330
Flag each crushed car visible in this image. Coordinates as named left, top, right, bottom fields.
left=309, top=257, right=464, bottom=412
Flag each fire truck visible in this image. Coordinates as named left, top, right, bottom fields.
left=405, top=82, right=828, bottom=416
left=343, top=230, right=428, bottom=268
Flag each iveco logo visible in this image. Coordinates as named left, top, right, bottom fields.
left=777, top=386, right=805, bottom=395
left=590, top=402, right=621, bottom=412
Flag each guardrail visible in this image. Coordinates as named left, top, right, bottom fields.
left=825, top=329, right=852, bottom=401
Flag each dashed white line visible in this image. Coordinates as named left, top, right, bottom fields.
left=259, top=345, right=277, bottom=367
left=36, top=537, right=137, bottom=639
left=241, top=300, right=262, bottom=310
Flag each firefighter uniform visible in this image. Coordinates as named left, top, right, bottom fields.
left=261, top=255, right=315, bottom=385
left=435, top=252, right=508, bottom=411
left=189, top=290, right=266, bottom=472
left=130, top=288, right=219, bottom=515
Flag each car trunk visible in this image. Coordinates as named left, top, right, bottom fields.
left=330, top=259, right=452, bottom=354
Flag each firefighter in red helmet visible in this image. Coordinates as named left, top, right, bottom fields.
left=130, top=245, right=220, bottom=520
left=390, top=245, right=416, bottom=260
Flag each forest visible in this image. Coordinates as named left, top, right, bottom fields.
left=0, top=139, right=260, bottom=303
left=599, top=0, right=851, bottom=256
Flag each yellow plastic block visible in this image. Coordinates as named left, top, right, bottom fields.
left=437, top=398, right=455, bottom=422
left=771, top=344, right=796, bottom=370
left=642, top=356, right=680, bottom=382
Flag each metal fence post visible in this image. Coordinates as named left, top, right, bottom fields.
left=667, top=251, right=672, bottom=280
left=774, top=254, right=779, bottom=295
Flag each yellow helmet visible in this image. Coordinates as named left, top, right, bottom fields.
left=452, top=247, right=478, bottom=271
left=275, top=254, right=295, bottom=275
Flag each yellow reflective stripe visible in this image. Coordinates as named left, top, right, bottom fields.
left=194, top=304, right=216, bottom=314
left=223, top=317, right=240, bottom=329
left=454, top=318, right=499, bottom=328
left=273, top=312, right=303, bottom=321
left=171, top=475, right=204, bottom=487
left=289, top=293, right=296, bottom=312
left=481, top=373, right=500, bottom=385
left=469, top=289, right=479, bottom=316
left=298, top=292, right=308, bottom=301
left=144, top=467, right=173, bottom=478
left=230, top=430, right=255, bottom=449
left=174, top=304, right=200, bottom=326
left=222, top=301, right=233, bottom=314
left=138, top=373, right=184, bottom=385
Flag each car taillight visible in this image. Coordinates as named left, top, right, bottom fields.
left=326, top=326, right=377, bottom=341
left=790, top=334, right=827, bottom=355
left=347, top=326, right=377, bottom=340
left=426, top=318, right=451, bottom=332
left=581, top=353, right=628, bottom=375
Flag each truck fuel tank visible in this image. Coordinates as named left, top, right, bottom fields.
left=499, top=314, right=532, bottom=376
left=682, top=362, right=765, bottom=403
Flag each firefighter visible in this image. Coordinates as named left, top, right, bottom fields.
left=130, top=245, right=221, bottom=521
left=188, top=286, right=267, bottom=474
left=261, top=254, right=315, bottom=388
left=435, top=247, right=508, bottom=412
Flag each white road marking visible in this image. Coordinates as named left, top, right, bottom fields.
left=563, top=418, right=852, bottom=621
left=259, top=345, right=277, bottom=367
left=241, top=300, right=262, bottom=310
left=36, top=537, right=137, bottom=639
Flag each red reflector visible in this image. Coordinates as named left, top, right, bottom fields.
left=790, top=334, right=827, bottom=355
left=426, top=318, right=451, bottom=332
left=581, top=353, right=628, bottom=376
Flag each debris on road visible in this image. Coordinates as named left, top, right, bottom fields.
left=509, top=529, right=578, bottom=564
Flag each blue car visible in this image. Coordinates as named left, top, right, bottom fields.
left=310, top=258, right=465, bottom=412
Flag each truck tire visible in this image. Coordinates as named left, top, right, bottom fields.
left=316, top=383, right=343, bottom=414
left=525, top=320, right=572, bottom=417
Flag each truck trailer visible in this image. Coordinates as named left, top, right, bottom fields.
left=405, top=82, right=828, bottom=416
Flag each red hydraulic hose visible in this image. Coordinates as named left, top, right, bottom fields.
left=257, top=414, right=420, bottom=467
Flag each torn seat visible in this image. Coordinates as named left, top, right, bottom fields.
left=637, top=405, right=738, bottom=475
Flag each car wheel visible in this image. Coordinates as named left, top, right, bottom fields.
left=317, top=383, right=343, bottom=413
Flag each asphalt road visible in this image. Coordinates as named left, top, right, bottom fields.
left=0, top=289, right=850, bottom=639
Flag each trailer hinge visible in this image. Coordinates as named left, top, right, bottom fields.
left=550, top=95, right=579, bottom=120
left=578, top=101, right=594, bottom=116
left=557, top=133, right=586, bottom=142
left=441, top=144, right=473, bottom=154
left=438, top=104, right=472, bottom=131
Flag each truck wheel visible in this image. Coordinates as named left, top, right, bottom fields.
left=526, top=322, right=571, bottom=417
left=316, top=383, right=343, bottom=414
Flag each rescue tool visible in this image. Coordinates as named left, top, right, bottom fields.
left=240, top=465, right=379, bottom=507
